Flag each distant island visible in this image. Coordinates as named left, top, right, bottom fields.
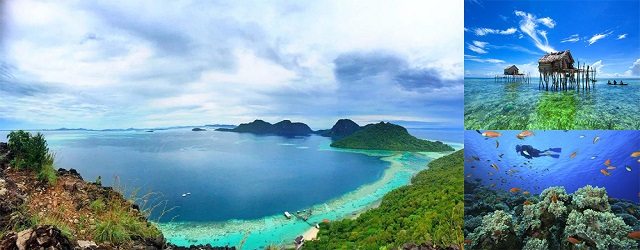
left=191, top=128, right=207, bottom=131
left=215, top=119, right=313, bottom=136
left=330, top=122, right=454, bottom=152
left=317, top=119, right=362, bottom=139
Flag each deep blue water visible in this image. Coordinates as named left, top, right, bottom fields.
left=464, top=130, right=640, bottom=201
left=1, top=129, right=397, bottom=222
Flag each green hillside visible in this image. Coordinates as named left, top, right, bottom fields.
left=330, top=122, right=454, bottom=152
left=304, top=149, right=464, bottom=249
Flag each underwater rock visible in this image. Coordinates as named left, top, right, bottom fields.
left=522, top=238, right=547, bottom=250
left=571, top=185, right=610, bottom=212
left=564, top=209, right=637, bottom=249
left=616, top=213, right=640, bottom=228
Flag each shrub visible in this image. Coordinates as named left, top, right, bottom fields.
left=7, top=130, right=49, bottom=172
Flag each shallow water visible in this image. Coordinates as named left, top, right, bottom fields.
left=464, top=78, right=640, bottom=130
left=464, top=130, right=640, bottom=201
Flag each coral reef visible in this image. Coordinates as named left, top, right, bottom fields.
left=465, top=210, right=519, bottom=250
left=564, top=209, right=635, bottom=250
left=571, top=185, right=610, bottom=212
left=522, top=238, right=547, bottom=250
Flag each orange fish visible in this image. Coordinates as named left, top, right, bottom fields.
left=593, top=136, right=601, bottom=144
left=607, top=165, right=617, bottom=170
left=491, top=163, right=499, bottom=171
left=523, top=191, right=530, bottom=195
left=638, top=192, right=640, bottom=197
left=489, top=172, right=494, bottom=176
left=465, top=157, right=473, bottom=162
left=604, top=159, right=611, bottom=166
left=495, top=197, right=502, bottom=201
left=496, top=141, right=499, bottom=148
left=516, top=134, right=525, bottom=140
left=568, top=237, right=582, bottom=244
left=490, top=183, right=496, bottom=187
left=523, top=201, right=532, bottom=205
left=509, top=169, right=515, bottom=173
left=628, top=208, right=635, bottom=215
left=570, top=151, right=578, bottom=159
left=493, top=230, right=502, bottom=236
left=482, top=131, right=502, bottom=138
left=631, top=151, right=640, bottom=157
left=600, top=169, right=611, bottom=176
left=510, top=187, right=522, bottom=193
left=552, top=194, right=558, bottom=203
left=609, top=197, right=614, bottom=201
left=628, top=231, right=640, bottom=239
left=517, top=131, right=535, bottom=138
left=466, top=174, right=472, bottom=178
left=638, top=158, right=640, bottom=162
left=464, top=239, right=472, bottom=243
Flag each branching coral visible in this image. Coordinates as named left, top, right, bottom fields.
left=466, top=210, right=519, bottom=250
left=571, top=185, right=610, bottom=212
left=522, top=238, right=548, bottom=250
left=564, top=209, right=637, bottom=250
left=539, top=186, right=569, bottom=219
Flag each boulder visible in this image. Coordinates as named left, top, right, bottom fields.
left=0, top=225, right=74, bottom=250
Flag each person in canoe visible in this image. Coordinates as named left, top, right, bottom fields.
left=613, top=80, right=617, bottom=85
left=608, top=80, right=611, bottom=85
left=620, top=80, right=626, bottom=85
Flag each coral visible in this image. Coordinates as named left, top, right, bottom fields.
left=539, top=186, right=569, bottom=219
left=465, top=210, right=519, bottom=250
left=564, top=209, right=637, bottom=250
left=616, top=213, right=639, bottom=228
left=464, top=215, right=482, bottom=235
left=571, top=185, right=610, bottom=212
left=516, top=203, right=541, bottom=237
left=522, top=238, right=547, bottom=250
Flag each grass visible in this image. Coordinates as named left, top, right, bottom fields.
left=29, top=206, right=75, bottom=240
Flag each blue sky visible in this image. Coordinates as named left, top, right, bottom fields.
left=465, top=0, right=640, bottom=78
left=0, top=1, right=463, bottom=130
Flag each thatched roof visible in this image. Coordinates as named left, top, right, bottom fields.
left=538, top=50, right=574, bottom=64
left=504, top=65, right=518, bottom=70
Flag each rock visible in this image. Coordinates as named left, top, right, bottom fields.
left=56, top=168, right=83, bottom=180
left=0, top=231, right=18, bottom=250
left=4, top=225, right=74, bottom=250
left=77, top=240, right=98, bottom=248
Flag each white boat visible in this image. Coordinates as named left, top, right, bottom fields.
left=284, top=212, right=292, bottom=219
left=182, top=194, right=187, bottom=197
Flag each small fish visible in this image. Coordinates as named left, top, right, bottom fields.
left=628, top=208, right=635, bottom=215
left=593, top=136, right=601, bottom=144
left=628, top=231, right=640, bottom=239
left=489, top=172, right=494, bottom=176
left=568, top=237, right=582, bottom=244
left=638, top=159, right=640, bottom=162
left=509, top=169, right=515, bottom=173
left=496, top=140, right=499, bottom=148
left=631, top=151, right=640, bottom=157
left=529, top=166, right=532, bottom=169
left=523, top=191, right=530, bottom=195
left=591, top=156, right=597, bottom=159
left=498, top=154, right=504, bottom=158
left=472, top=156, right=480, bottom=161
left=604, top=159, right=610, bottom=166
left=510, top=187, right=522, bottom=193
left=570, top=151, right=578, bottom=159
left=517, top=131, right=536, bottom=138
left=552, top=194, right=557, bottom=203
left=579, top=135, right=585, bottom=138
left=516, top=134, right=524, bottom=140
left=545, top=151, right=550, bottom=155
left=471, top=165, right=476, bottom=168
left=495, top=197, right=501, bottom=201
left=464, top=239, right=473, bottom=243
left=491, top=163, right=499, bottom=171
left=626, top=166, right=632, bottom=171
left=482, top=131, right=502, bottom=138
left=490, top=183, right=496, bottom=187
left=600, top=169, right=611, bottom=176
left=475, top=130, right=482, bottom=134
left=523, top=201, right=532, bottom=205
left=609, top=197, right=614, bottom=201
left=465, top=157, right=473, bottom=162
left=607, top=165, right=617, bottom=170
left=493, top=230, right=502, bottom=236
left=638, top=192, right=640, bottom=197
left=466, top=174, right=472, bottom=178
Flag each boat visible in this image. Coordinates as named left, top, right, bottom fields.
left=284, top=211, right=292, bottom=219
left=182, top=194, right=187, bottom=197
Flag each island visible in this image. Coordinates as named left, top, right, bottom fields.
left=330, top=122, right=454, bottom=152
left=317, top=119, right=362, bottom=139
left=191, top=127, right=207, bottom=131
left=215, top=119, right=313, bottom=136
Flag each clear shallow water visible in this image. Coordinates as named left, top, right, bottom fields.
left=464, top=130, right=640, bottom=201
left=464, top=78, right=640, bottom=130
left=0, top=128, right=462, bottom=248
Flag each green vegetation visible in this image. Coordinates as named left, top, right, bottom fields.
left=91, top=192, right=161, bottom=244
left=304, top=149, right=464, bottom=249
left=7, top=130, right=57, bottom=185
left=330, top=122, right=454, bottom=152
left=216, top=119, right=313, bottom=136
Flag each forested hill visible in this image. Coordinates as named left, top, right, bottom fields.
left=304, top=149, right=464, bottom=249
left=330, top=122, right=454, bottom=152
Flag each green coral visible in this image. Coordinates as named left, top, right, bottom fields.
left=571, top=185, right=610, bottom=212
left=522, top=238, right=548, bottom=250
left=516, top=203, right=541, bottom=237
left=539, top=186, right=569, bottom=218
left=466, top=210, right=519, bottom=250
left=564, top=209, right=636, bottom=250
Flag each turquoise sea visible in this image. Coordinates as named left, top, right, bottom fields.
left=464, top=78, right=640, bottom=130
left=0, top=128, right=462, bottom=248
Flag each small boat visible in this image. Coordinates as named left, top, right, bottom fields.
left=182, top=194, right=187, bottom=197
left=187, top=192, right=191, bottom=195
left=284, top=212, right=292, bottom=219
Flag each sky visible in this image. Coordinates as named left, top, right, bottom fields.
left=464, top=0, right=640, bottom=78
left=0, top=1, right=463, bottom=130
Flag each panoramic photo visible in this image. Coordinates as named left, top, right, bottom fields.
left=463, top=130, right=640, bottom=249
left=464, top=0, right=640, bottom=130
left=0, top=1, right=464, bottom=249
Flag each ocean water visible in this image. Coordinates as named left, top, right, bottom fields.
left=0, top=128, right=462, bottom=248
left=464, top=78, right=640, bottom=130
left=464, top=130, right=640, bottom=201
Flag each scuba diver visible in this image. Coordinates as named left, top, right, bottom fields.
left=516, top=145, right=561, bottom=159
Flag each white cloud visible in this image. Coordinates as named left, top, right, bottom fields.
left=472, top=41, right=488, bottom=48
left=625, top=59, right=640, bottom=76
left=617, top=34, right=627, bottom=40
left=464, top=55, right=504, bottom=64
left=561, top=34, right=580, bottom=43
left=468, top=45, right=487, bottom=54
left=588, top=31, right=613, bottom=45
left=514, top=10, right=555, bottom=53
left=591, top=60, right=604, bottom=74
left=473, top=27, right=517, bottom=36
